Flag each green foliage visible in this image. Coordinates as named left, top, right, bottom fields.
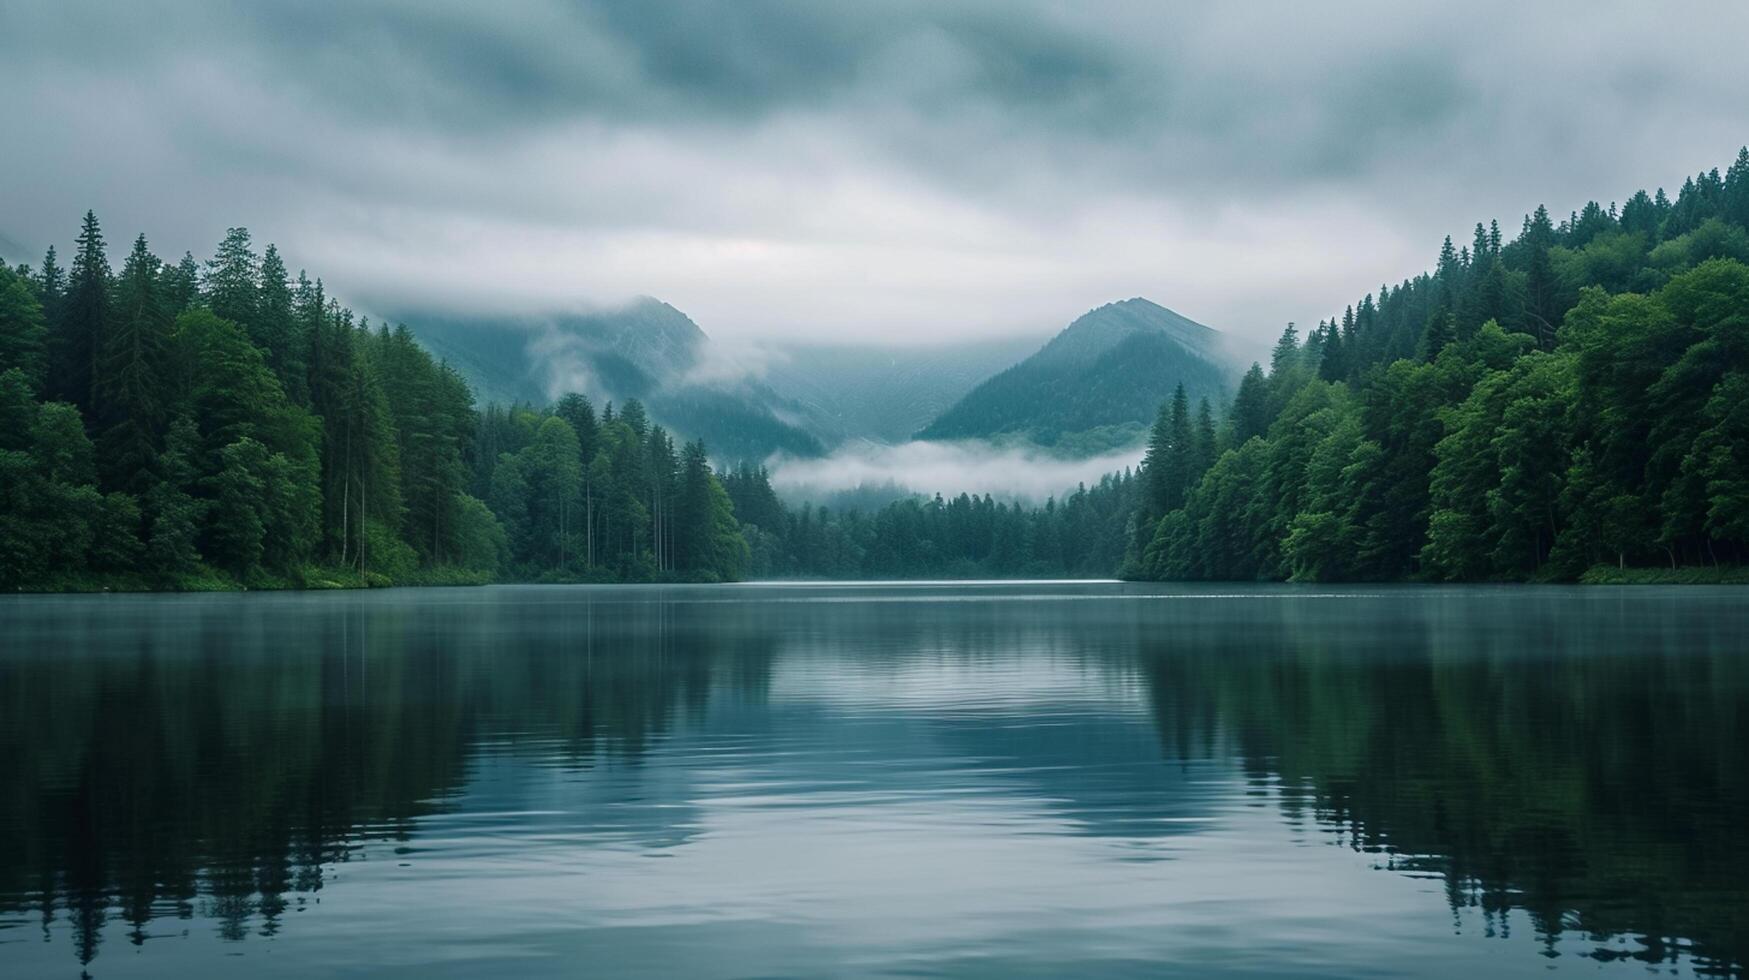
left=204, top=438, right=270, bottom=576
left=99, top=234, right=170, bottom=493
left=452, top=493, right=508, bottom=574
left=1126, top=148, right=1749, bottom=583
left=0, top=263, right=49, bottom=388
left=1577, top=564, right=1749, bottom=584
left=48, top=211, right=109, bottom=411
left=12, top=147, right=1749, bottom=591
left=5, top=215, right=754, bottom=591
left=917, top=300, right=1230, bottom=446
left=144, top=417, right=206, bottom=579
left=721, top=465, right=1138, bottom=580
left=0, top=399, right=106, bottom=588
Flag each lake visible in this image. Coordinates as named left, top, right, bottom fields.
left=1, top=583, right=1745, bottom=978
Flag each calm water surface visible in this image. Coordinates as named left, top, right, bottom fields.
left=1, top=583, right=1745, bottom=978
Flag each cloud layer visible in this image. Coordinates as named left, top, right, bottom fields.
left=767, top=440, right=1142, bottom=504
left=4, top=1, right=1747, bottom=351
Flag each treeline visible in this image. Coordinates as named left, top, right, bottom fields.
left=1126, top=148, right=1749, bottom=581
left=474, top=396, right=746, bottom=582
left=0, top=214, right=745, bottom=589
left=721, top=463, right=1135, bottom=578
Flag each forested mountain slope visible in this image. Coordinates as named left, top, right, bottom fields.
left=709, top=148, right=1749, bottom=584
left=1123, top=147, right=1749, bottom=583
left=0, top=219, right=750, bottom=590
left=917, top=298, right=1234, bottom=452
left=406, top=300, right=825, bottom=461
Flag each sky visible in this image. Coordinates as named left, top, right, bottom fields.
left=4, top=1, right=1749, bottom=352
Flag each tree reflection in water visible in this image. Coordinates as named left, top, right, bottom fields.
left=0, top=585, right=1742, bottom=976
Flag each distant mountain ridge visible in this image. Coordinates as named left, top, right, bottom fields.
left=402, top=295, right=1233, bottom=461
left=761, top=335, right=1043, bottom=445
left=404, top=298, right=826, bottom=461
left=916, top=298, right=1235, bottom=452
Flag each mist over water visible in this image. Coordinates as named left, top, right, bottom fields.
left=767, top=439, right=1143, bottom=504
left=1, top=583, right=1744, bottom=978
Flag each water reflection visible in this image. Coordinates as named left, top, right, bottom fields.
left=0, top=584, right=1744, bottom=977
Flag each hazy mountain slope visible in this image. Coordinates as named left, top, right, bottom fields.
left=401, top=298, right=825, bottom=459
left=761, top=335, right=1043, bottom=444
left=917, top=298, right=1234, bottom=450
left=0, top=230, right=30, bottom=266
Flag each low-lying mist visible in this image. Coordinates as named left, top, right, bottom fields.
left=765, top=439, right=1143, bottom=508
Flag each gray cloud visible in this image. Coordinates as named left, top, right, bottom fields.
left=3, top=1, right=1747, bottom=351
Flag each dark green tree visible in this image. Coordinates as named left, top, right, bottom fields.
left=50, top=211, right=110, bottom=412
left=0, top=264, right=49, bottom=389
left=1228, top=363, right=1271, bottom=446
left=204, top=227, right=258, bottom=335
left=98, top=234, right=170, bottom=493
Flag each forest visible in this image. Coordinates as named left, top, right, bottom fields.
left=0, top=217, right=745, bottom=590
left=722, top=462, right=1139, bottom=579
left=1126, top=148, right=1749, bottom=582
left=4, top=147, right=1748, bottom=588
left=718, top=148, right=1749, bottom=583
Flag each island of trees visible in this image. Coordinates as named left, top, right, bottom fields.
left=3, top=148, right=1747, bottom=588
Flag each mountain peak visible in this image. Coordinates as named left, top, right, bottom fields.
left=914, top=297, right=1233, bottom=452
left=1037, top=297, right=1219, bottom=369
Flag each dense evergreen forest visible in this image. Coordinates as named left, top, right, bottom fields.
left=1125, top=148, right=1749, bottom=582
left=722, top=462, right=1139, bottom=579
left=5, top=147, right=1748, bottom=588
left=0, top=217, right=745, bottom=589
left=712, top=148, right=1749, bottom=583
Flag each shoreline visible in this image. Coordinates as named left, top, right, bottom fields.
left=11, top=565, right=1749, bottom=594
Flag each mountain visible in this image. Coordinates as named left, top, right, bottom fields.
left=760, top=335, right=1043, bottom=445
left=403, top=298, right=826, bottom=461
left=915, top=298, right=1236, bottom=452
left=0, top=230, right=29, bottom=266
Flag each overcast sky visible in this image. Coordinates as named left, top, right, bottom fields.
left=4, top=1, right=1748, bottom=351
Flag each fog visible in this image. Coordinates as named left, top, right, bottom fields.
left=766, top=440, right=1142, bottom=506
left=7, top=3, right=1748, bottom=347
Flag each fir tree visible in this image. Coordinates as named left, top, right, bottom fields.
left=98, top=234, right=170, bottom=493
left=0, top=264, right=49, bottom=389
left=50, top=211, right=110, bottom=412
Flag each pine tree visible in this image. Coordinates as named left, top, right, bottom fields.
left=33, top=245, right=65, bottom=322
left=161, top=252, right=201, bottom=314
left=204, top=227, right=258, bottom=334
left=1138, top=399, right=1175, bottom=519
left=1318, top=319, right=1347, bottom=381
left=1193, top=397, right=1217, bottom=481
left=1160, top=383, right=1194, bottom=513
left=0, top=264, right=49, bottom=389
left=1229, top=363, right=1271, bottom=445
left=1724, top=147, right=1749, bottom=227
left=256, top=244, right=306, bottom=403
left=1419, top=308, right=1456, bottom=360
left=98, top=234, right=170, bottom=493
left=51, top=211, right=111, bottom=412
left=554, top=392, right=599, bottom=463
left=1520, top=205, right=1559, bottom=348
